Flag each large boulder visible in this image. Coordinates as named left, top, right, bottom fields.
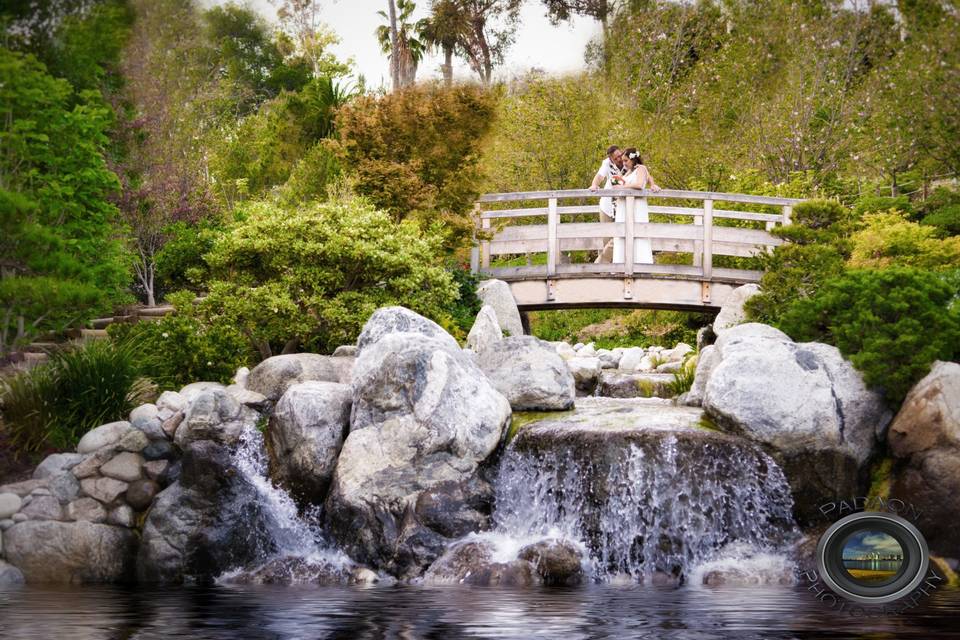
left=713, top=283, right=760, bottom=335
left=423, top=540, right=539, bottom=586
left=466, top=305, right=503, bottom=353
left=888, top=361, right=960, bottom=558
left=355, top=306, right=458, bottom=353
left=267, top=381, right=351, bottom=503
left=476, top=336, right=575, bottom=411
left=0, top=561, right=25, bottom=586
left=174, top=389, right=260, bottom=449
left=138, top=440, right=280, bottom=583
left=247, top=354, right=354, bottom=401
left=326, top=328, right=511, bottom=579
left=476, top=280, right=524, bottom=337
left=566, top=357, right=601, bottom=395
left=2, top=521, right=136, bottom=583
left=597, top=371, right=675, bottom=399
left=700, top=323, right=891, bottom=524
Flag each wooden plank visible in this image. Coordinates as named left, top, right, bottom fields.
left=712, top=209, right=782, bottom=222
left=481, top=217, right=491, bottom=269
left=547, top=198, right=558, bottom=277
left=702, top=199, right=714, bottom=279
left=478, top=188, right=804, bottom=206
left=481, top=208, right=548, bottom=219
left=481, top=263, right=763, bottom=284
left=490, top=239, right=548, bottom=255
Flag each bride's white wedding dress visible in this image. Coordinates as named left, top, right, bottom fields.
left=612, top=168, right=654, bottom=265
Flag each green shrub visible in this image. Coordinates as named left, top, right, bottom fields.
left=916, top=187, right=960, bottom=218
left=792, top=198, right=851, bottom=231
left=853, top=195, right=914, bottom=217
left=197, top=197, right=459, bottom=357
left=746, top=243, right=847, bottom=325
left=0, top=340, right=153, bottom=454
left=921, top=204, right=960, bottom=237
left=668, top=354, right=698, bottom=397
left=848, top=211, right=960, bottom=270
left=108, top=293, right=255, bottom=390
left=154, top=220, right=222, bottom=295
left=445, top=263, right=483, bottom=340
left=778, top=267, right=960, bottom=405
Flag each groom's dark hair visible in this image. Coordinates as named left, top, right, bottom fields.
left=607, top=145, right=620, bottom=156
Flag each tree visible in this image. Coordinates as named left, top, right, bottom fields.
left=458, top=0, right=522, bottom=84
left=419, top=0, right=470, bottom=86
left=385, top=0, right=401, bottom=89
left=0, top=49, right=130, bottom=354
left=541, top=0, right=615, bottom=62
left=334, top=83, right=498, bottom=248
left=196, top=198, right=460, bottom=358
left=377, top=0, right=426, bottom=87
left=271, top=0, right=350, bottom=78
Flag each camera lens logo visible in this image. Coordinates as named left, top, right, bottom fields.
left=817, top=512, right=929, bottom=604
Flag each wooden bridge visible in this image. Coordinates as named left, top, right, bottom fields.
left=471, top=189, right=805, bottom=312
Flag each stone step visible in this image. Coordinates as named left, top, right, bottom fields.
left=596, top=371, right=677, bottom=399
left=136, top=306, right=175, bottom=318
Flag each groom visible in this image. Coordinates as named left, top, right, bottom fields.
left=589, top=145, right=623, bottom=263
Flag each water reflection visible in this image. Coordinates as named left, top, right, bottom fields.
left=1, top=584, right=958, bottom=639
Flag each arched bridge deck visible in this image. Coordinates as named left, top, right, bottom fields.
left=470, top=189, right=805, bottom=312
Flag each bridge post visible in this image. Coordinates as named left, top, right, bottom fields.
left=480, top=215, right=491, bottom=269
left=782, top=204, right=793, bottom=226
left=547, top=197, right=558, bottom=276
left=624, top=196, right=635, bottom=276
left=702, top=198, right=714, bottom=280
left=470, top=203, right=481, bottom=273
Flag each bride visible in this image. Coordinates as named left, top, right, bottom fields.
left=613, top=148, right=661, bottom=265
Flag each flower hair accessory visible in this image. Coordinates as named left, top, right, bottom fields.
left=628, top=151, right=640, bottom=159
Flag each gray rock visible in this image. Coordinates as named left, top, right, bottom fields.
left=80, top=478, right=128, bottom=505
left=175, top=389, right=259, bottom=449
left=107, top=505, right=135, bottom=528
left=0, top=493, right=22, bottom=519
left=476, top=280, right=524, bottom=337
left=566, top=356, right=601, bottom=394
left=685, top=345, right=718, bottom=407
left=466, top=305, right=503, bottom=353
left=597, top=371, right=675, bottom=399
left=130, top=403, right=166, bottom=441
left=268, top=381, right=351, bottom=503
left=222, top=555, right=355, bottom=585
left=143, top=460, right=170, bottom=482
left=162, top=411, right=185, bottom=439
left=617, top=348, right=646, bottom=371
left=596, top=349, right=620, bottom=369
left=32, top=453, right=84, bottom=480
left=48, top=473, right=80, bottom=504
left=226, top=385, right=269, bottom=409
left=517, top=539, right=584, bottom=586
left=326, top=329, right=510, bottom=579
left=118, top=429, right=149, bottom=453
left=889, top=361, right=960, bottom=558
left=424, top=540, right=539, bottom=586
left=656, top=361, right=683, bottom=374
left=156, top=390, right=187, bottom=414
left=20, top=496, right=61, bottom=521
left=0, top=480, right=47, bottom=498
left=554, top=342, right=577, bottom=360
left=66, top=498, right=107, bottom=523
left=138, top=440, right=283, bottom=583
left=76, top=421, right=133, bottom=455
left=701, top=323, right=891, bottom=524
left=233, top=366, right=250, bottom=388
left=476, top=336, right=575, bottom=411
left=414, top=477, right=494, bottom=539
left=99, top=452, right=144, bottom=483
left=247, top=354, right=354, bottom=401
left=70, top=448, right=114, bottom=480
left=713, top=284, right=760, bottom=335
left=12, top=514, right=27, bottom=523
left=0, top=561, right=25, bottom=585
left=178, top=382, right=227, bottom=403
left=0, top=520, right=14, bottom=531
left=355, top=306, right=459, bottom=353
left=2, top=521, right=136, bottom=583
left=126, top=479, right=159, bottom=511
left=661, top=343, right=694, bottom=363
left=332, top=345, right=357, bottom=358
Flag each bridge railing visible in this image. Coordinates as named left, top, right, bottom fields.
left=471, top=189, right=804, bottom=291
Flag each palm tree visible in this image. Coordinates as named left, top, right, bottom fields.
left=377, top=0, right=427, bottom=87
left=418, top=0, right=470, bottom=86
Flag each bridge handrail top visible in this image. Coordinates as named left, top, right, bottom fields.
left=477, top=188, right=805, bottom=207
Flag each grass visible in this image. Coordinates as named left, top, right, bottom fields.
left=506, top=409, right=574, bottom=441
left=866, top=457, right=894, bottom=501
left=0, top=339, right=154, bottom=455
left=528, top=308, right=710, bottom=350
left=667, top=353, right=699, bottom=397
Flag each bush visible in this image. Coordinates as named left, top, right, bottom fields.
left=108, top=292, right=255, bottom=390
left=853, top=195, right=914, bottom=218
left=848, top=211, right=960, bottom=270
left=153, top=220, right=223, bottom=295
left=746, top=243, right=847, bottom=325
left=921, top=204, right=960, bottom=237
left=197, top=198, right=460, bottom=357
left=792, top=198, right=851, bottom=231
left=0, top=340, right=153, bottom=454
left=778, top=268, right=960, bottom=405
left=445, top=263, right=483, bottom=340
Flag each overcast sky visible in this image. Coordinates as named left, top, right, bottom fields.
left=205, top=0, right=598, bottom=88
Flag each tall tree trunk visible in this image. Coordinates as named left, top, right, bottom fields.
left=442, top=45, right=453, bottom=86
left=386, top=0, right=401, bottom=91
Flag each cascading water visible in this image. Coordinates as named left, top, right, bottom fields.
left=219, top=427, right=353, bottom=581
left=491, top=398, right=800, bottom=583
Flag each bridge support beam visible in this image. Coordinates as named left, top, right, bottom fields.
left=507, top=277, right=741, bottom=312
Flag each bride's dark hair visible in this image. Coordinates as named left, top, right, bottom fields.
left=623, top=148, right=643, bottom=165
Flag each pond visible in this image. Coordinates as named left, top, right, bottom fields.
left=1, top=583, right=959, bottom=639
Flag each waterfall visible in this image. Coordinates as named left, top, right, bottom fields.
left=492, top=416, right=799, bottom=583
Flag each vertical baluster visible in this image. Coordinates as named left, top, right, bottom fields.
left=470, top=203, right=481, bottom=273
left=547, top=197, right=558, bottom=277
left=693, top=210, right=703, bottom=267
left=624, top=196, right=635, bottom=276
left=782, top=204, right=793, bottom=226
left=702, top=199, right=714, bottom=280
left=481, top=216, right=491, bottom=269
